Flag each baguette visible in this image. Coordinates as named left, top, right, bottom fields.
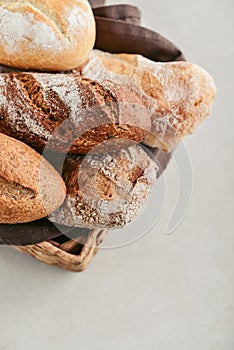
left=48, top=145, right=158, bottom=229
left=0, top=72, right=150, bottom=153
left=77, top=50, right=216, bottom=152
left=0, top=133, right=66, bottom=224
left=0, top=0, right=95, bottom=71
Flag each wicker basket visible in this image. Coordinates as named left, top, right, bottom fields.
left=14, top=229, right=108, bottom=272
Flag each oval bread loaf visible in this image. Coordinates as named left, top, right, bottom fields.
left=0, top=133, right=66, bottom=224
left=48, top=144, right=158, bottom=229
left=0, top=72, right=150, bottom=153
left=78, top=50, right=216, bottom=152
left=0, top=0, right=96, bottom=71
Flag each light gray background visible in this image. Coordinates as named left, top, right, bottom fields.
left=0, top=0, right=233, bottom=349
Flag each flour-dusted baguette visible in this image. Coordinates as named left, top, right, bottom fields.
left=77, top=50, right=216, bottom=152
left=0, top=0, right=95, bottom=71
left=48, top=145, right=158, bottom=229
left=0, top=133, right=66, bottom=224
left=0, top=72, right=150, bottom=154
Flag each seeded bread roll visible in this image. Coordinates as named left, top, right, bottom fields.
left=0, top=133, right=66, bottom=224
left=0, top=0, right=95, bottom=71
left=78, top=50, right=216, bottom=152
left=0, top=72, right=150, bottom=153
left=48, top=145, right=158, bottom=229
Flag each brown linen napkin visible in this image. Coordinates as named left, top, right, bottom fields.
left=88, top=0, right=105, bottom=8
left=0, top=220, right=92, bottom=246
left=94, top=17, right=185, bottom=62
left=93, top=5, right=141, bottom=25
left=88, top=0, right=185, bottom=61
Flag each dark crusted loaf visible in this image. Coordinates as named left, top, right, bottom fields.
left=0, top=72, right=149, bottom=154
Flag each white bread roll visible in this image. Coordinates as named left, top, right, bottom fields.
left=78, top=51, right=216, bottom=152
left=0, top=0, right=96, bottom=71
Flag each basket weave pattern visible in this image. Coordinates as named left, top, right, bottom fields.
left=14, top=229, right=108, bottom=272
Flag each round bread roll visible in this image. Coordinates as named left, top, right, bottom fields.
left=48, top=144, right=158, bottom=229
left=0, top=0, right=96, bottom=71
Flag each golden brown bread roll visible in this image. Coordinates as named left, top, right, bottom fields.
left=78, top=50, right=216, bottom=152
left=0, top=0, right=96, bottom=71
left=48, top=145, right=158, bottom=229
left=0, top=133, right=66, bottom=224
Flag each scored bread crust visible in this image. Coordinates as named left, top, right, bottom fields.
left=0, top=133, right=66, bottom=224
left=77, top=50, right=217, bottom=152
left=0, top=72, right=150, bottom=153
left=0, top=55, right=216, bottom=154
left=48, top=145, right=158, bottom=229
left=0, top=0, right=96, bottom=71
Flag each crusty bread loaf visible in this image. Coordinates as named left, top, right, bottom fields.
left=0, top=59, right=216, bottom=154
left=0, top=72, right=150, bottom=153
left=0, top=0, right=95, bottom=71
left=0, top=133, right=66, bottom=224
left=77, top=50, right=216, bottom=152
left=48, top=144, right=158, bottom=229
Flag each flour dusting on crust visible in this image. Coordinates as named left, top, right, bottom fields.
left=80, top=51, right=216, bottom=152
left=0, top=8, right=65, bottom=54
left=48, top=145, right=158, bottom=229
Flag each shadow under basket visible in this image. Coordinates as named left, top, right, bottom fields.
left=14, top=229, right=108, bottom=272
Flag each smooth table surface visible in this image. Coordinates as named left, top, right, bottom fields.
left=0, top=0, right=233, bottom=349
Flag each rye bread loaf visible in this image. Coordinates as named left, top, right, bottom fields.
left=77, top=50, right=216, bottom=152
left=48, top=144, right=158, bottom=229
left=0, top=72, right=150, bottom=154
left=0, top=133, right=66, bottom=224
left=0, top=0, right=96, bottom=71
